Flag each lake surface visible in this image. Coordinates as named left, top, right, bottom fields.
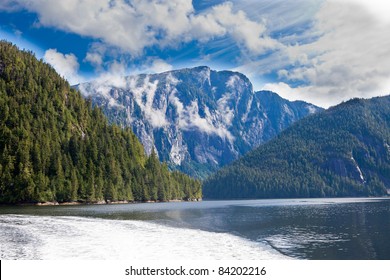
left=1, top=198, right=390, bottom=260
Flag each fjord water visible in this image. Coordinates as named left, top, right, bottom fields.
left=1, top=198, right=389, bottom=260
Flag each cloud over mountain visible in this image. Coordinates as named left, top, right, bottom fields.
left=1, top=0, right=389, bottom=108
left=76, top=66, right=321, bottom=178
left=43, top=49, right=80, bottom=84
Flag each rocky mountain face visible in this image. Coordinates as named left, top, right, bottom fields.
left=77, top=66, right=321, bottom=178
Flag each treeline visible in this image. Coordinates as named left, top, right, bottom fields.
left=203, top=96, right=390, bottom=199
left=0, top=41, right=201, bottom=204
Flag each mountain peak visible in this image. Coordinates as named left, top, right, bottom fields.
left=77, top=66, right=321, bottom=178
left=191, top=65, right=211, bottom=71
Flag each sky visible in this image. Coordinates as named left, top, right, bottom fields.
left=0, top=0, right=389, bottom=108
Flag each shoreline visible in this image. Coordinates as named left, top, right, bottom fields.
left=0, top=198, right=203, bottom=207
left=4, top=196, right=388, bottom=207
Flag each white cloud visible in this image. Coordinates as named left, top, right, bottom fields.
left=111, top=57, right=174, bottom=76
left=261, top=82, right=330, bottom=107
left=43, top=49, right=81, bottom=84
left=217, top=93, right=235, bottom=127
left=144, top=59, right=173, bottom=74
left=128, top=76, right=169, bottom=128
left=286, top=1, right=390, bottom=106
left=4, top=0, right=278, bottom=57
left=206, top=2, right=281, bottom=55
left=6, top=0, right=389, bottom=108
left=239, top=0, right=390, bottom=107
left=0, top=1, right=23, bottom=12
left=338, top=0, right=390, bottom=24
left=80, top=70, right=234, bottom=141
left=85, top=52, right=103, bottom=68
left=166, top=83, right=234, bottom=142
left=77, top=59, right=129, bottom=108
left=179, top=100, right=234, bottom=142
left=226, top=75, right=241, bottom=89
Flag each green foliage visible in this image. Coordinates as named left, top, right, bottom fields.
left=203, top=97, right=390, bottom=199
left=0, top=41, right=201, bottom=204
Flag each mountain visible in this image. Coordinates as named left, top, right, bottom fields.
left=0, top=41, right=201, bottom=204
left=203, top=96, right=390, bottom=199
left=77, top=66, right=322, bottom=178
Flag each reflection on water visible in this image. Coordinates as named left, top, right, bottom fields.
left=1, top=198, right=390, bottom=259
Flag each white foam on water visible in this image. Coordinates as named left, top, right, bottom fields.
left=0, top=215, right=289, bottom=260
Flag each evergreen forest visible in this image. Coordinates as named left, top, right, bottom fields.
left=0, top=41, right=201, bottom=204
left=203, top=96, right=390, bottom=199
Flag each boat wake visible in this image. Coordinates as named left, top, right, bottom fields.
left=0, top=215, right=289, bottom=260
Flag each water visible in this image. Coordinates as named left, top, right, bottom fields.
left=1, top=198, right=389, bottom=260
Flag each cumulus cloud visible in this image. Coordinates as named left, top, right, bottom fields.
left=43, top=49, right=80, bottom=84
left=3, top=0, right=278, bottom=57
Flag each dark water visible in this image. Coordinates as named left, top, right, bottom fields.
left=1, top=198, right=389, bottom=259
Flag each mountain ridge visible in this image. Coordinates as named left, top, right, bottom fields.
left=203, top=95, right=390, bottom=199
left=77, top=66, right=322, bottom=178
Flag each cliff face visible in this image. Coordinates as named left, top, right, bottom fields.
left=77, top=66, right=321, bottom=177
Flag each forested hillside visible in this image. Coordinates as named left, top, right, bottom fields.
left=203, top=96, right=390, bottom=199
left=0, top=41, right=201, bottom=204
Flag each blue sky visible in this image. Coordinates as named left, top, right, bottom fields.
left=1, top=0, right=390, bottom=107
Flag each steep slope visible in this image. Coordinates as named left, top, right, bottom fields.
left=0, top=41, right=201, bottom=204
left=203, top=96, right=390, bottom=199
left=77, top=66, right=321, bottom=178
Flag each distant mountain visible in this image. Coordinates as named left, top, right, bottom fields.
left=77, top=66, right=321, bottom=178
left=0, top=41, right=201, bottom=204
left=203, top=96, right=390, bottom=199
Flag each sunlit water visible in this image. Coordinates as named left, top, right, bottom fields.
left=1, top=198, right=390, bottom=260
